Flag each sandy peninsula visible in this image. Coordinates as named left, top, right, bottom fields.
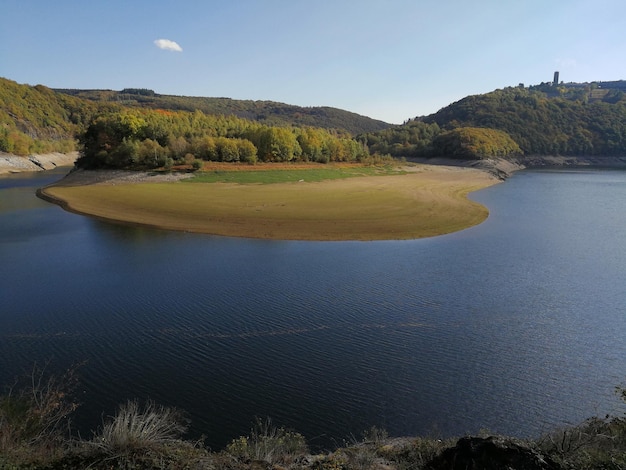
left=39, top=164, right=499, bottom=241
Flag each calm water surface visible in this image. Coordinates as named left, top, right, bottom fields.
left=1, top=166, right=625, bottom=449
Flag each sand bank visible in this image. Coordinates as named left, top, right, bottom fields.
left=39, top=164, right=498, bottom=241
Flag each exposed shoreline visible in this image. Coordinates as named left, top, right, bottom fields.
left=407, top=155, right=626, bottom=180
left=34, top=156, right=626, bottom=241
left=4, top=151, right=625, bottom=179
left=0, top=151, right=78, bottom=174
left=38, top=164, right=499, bottom=241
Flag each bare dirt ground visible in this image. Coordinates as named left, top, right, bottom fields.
left=50, top=168, right=195, bottom=186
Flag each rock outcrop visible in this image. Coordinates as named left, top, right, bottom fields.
left=426, top=436, right=561, bottom=470
left=0, top=152, right=77, bottom=174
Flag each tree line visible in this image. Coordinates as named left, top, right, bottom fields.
left=77, top=108, right=371, bottom=169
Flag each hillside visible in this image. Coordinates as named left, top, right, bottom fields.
left=0, top=78, right=123, bottom=156
left=54, top=88, right=391, bottom=135
left=0, top=78, right=390, bottom=160
left=360, top=80, right=626, bottom=160
left=4, top=76, right=626, bottom=168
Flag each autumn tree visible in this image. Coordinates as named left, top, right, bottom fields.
left=432, top=127, right=522, bottom=159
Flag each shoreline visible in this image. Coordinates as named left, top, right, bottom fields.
left=0, top=151, right=78, bottom=174
left=32, top=156, right=626, bottom=241
left=407, top=155, right=626, bottom=180
left=38, top=164, right=499, bottom=241
left=5, top=151, right=625, bottom=178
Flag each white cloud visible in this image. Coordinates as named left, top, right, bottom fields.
left=154, top=39, right=183, bottom=52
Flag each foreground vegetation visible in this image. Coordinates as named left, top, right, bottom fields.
left=1, top=367, right=625, bottom=469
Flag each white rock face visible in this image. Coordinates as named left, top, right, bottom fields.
left=0, top=152, right=78, bottom=174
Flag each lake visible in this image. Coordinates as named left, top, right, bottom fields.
left=1, top=166, right=625, bottom=450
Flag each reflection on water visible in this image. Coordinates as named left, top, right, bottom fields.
left=1, top=167, right=625, bottom=450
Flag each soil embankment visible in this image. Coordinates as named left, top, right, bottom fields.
left=0, top=152, right=78, bottom=174
left=408, top=155, right=626, bottom=180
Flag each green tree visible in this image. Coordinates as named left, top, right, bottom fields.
left=236, top=138, right=258, bottom=164
left=192, top=136, right=218, bottom=161
left=432, top=127, right=522, bottom=159
left=253, top=127, right=302, bottom=162
left=137, top=139, right=167, bottom=167
left=216, top=137, right=239, bottom=162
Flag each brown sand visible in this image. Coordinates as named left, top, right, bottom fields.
left=40, top=165, right=498, bottom=241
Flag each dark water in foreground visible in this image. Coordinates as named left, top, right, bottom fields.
left=1, top=167, right=625, bottom=450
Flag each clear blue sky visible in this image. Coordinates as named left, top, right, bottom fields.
left=2, top=0, right=625, bottom=124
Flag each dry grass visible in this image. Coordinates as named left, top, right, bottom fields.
left=90, top=400, right=187, bottom=455
left=225, top=417, right=308, bottom=466
left=41, top=164, right=498, bottom=241
left=0, top=364, right=80, bottom=466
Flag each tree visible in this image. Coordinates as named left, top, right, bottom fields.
left=432, top=127, right=522, bottom=159
left=237, top=138, right=258, bottom=164
left=216, top=137, right=239, bottom=162
left=253, top=127, right=302, bottom=162
left=137, top=139, right=167, bottom=167
left=192, top=136, right=218, bottom=161
left=168, top=136, right=188, bottom=160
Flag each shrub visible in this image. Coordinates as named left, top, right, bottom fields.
left=0, top=363, right=80, bottom=465
left=90, top=400, right=188, bottom=456
left=338, top=446, right=378, bottom=470
left=377, top=436, right=454, bottom=470
left=226, top=417, right=308, bottom=465
left=536, top=387, right=626, bottom=470
left=362, top=425, right=389, bottom=446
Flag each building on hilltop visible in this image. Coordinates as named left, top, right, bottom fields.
left=553, top=71, right=560, bottom=86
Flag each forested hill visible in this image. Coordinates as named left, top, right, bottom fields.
left=5, top=75, right=626, bottom=163
left=0, top=78, right=108, bottom=155
left=361, top=81, right=626, bottom=160
left=53, top=88, right=391, bottom=135
left=0, top=77, right=389, bottom=158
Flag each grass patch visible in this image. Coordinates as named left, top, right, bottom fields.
left=186, top=165, right=405, bottom=184
left=90, top=400, right=187, bottom=456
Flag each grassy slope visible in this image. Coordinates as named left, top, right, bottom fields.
left=41, top=165, right=497, bottom=241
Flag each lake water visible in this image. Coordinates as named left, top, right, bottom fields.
left=1, top=166, right=625, bottom=450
